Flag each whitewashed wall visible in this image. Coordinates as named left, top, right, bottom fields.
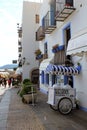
left=39, top=0, right=87, bottom=110
left=22, top=1, right=41, bottom=80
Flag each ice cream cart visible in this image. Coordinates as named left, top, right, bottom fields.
left=47, top=84, right=76, bottom=115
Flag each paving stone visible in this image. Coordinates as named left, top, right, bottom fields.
left=0, top=87, right=87, bottom=130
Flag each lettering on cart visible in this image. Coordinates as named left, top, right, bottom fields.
left=55, top=89, right=69, bottom=96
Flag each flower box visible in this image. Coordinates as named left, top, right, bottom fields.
left=52, top=45, right=64, bottom=53
left=36, top=54, right=43, bottom=60
left=58, top=45, right=64, bottom=51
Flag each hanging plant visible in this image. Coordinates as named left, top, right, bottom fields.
left=52, top=44, right=59, bottom=49
left=35, top=49, right=42, bottom=55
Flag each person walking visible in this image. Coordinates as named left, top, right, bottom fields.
left=0, top=78, right=2, bottom=87
left=8, top=78, right=11, bottom=88
left=4, top=78, right=7, bottom=88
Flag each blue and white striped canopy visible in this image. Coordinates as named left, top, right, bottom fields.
left=45, top=64, right=81, bottom=75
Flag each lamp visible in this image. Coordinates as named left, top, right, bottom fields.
left=22, top=57, right=30, bottom=65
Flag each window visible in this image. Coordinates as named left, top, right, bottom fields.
left=44, top=42, right=48, bottom=54
left=45, top=74, right=49, bottom=85
left=65, top=27, right=71, bottom=48
left=65, top=0, right=73, bottom=6
left=35, top=14, right=39, bottom=24
left=63, top=23, right=71, bottom=50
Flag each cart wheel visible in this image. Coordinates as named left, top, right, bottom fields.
left=50, top=105, right=58, bottom=111
left=58, top=97, right=72, bottom=115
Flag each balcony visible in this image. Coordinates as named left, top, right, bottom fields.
left=44, top=11, right=56, bottom=34
left=18, top=27, right=22, bottom=38
left=55, top=0, right=76, bottom=21
left=36, top=26, right=45, bottom=41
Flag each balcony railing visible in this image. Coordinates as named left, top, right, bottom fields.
left=18, top=27, right=22, bottom=38
left=44, top=11, right=56, bottom=34
left=55, top=0, right=76, bottom=21
left=36, top=26, right=45, bottom=41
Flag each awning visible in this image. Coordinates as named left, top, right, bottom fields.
left=45, top=64, right=81, bottom=75
left=15, top=67, right=22, bottom=75
left=39, top=57, right=54, bottom=70
left=67, top=32, right=87, bottom=56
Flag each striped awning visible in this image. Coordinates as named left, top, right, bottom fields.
left=45, top=64, right=81, bottom=75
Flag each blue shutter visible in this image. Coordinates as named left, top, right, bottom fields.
left=42, top=17, right=45, bottom=27
left=64, top=75, right=68, bottom=85
left=50, top=2, right=56, bottom=25
left=44, top=74, right=46, bottom=84
left=46, top=74, right=49, bottom=84
left=41, top=71, right=44, bottom=84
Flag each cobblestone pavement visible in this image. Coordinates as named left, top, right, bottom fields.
left=0, top=87, right=87, bottom=130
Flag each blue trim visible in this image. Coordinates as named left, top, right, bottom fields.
left=41, top=71, right=44, bottom=84
left=42, top=17, right=45, bottom=27
left=40, top=88, right=48, bottom=94
left=46, top=74, right=49, bottom=84
left=79, top=106, right=87, bottom=112
left=62, top=22, right=71, bottom=44
left=64, top=75, right=68, bottom=85
left=36, top=54, right=43, bottom=60
left=76, top=65, right=81, bottom=72
left=52, top=45, right=64, bottom=53
left=50, top=5, right=55, bottom=25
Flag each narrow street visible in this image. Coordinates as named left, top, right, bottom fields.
left=0, top=87, right=87, bottom=130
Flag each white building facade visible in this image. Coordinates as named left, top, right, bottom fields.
left=21, top=1, right=41, bottom=83
left=36, top=0, right=87, bottom=111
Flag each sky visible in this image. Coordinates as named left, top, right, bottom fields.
left=0, top=0, right=42, bottom=66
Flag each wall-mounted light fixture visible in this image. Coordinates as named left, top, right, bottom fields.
left=22, top=57, right=30, bottom=65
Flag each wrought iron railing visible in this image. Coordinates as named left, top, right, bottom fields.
left=44, top=11, right=56, bottom=29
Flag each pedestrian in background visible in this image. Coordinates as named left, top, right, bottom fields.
left=4, top=78, right=7, bottom=88
left=8, top=78, right=11, bottom=87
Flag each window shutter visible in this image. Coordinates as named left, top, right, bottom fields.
left=64, top=75, right=68, bottom=85
left=46, top=74, right=49, bottom=84
left=41, top=71, right=44, bottom=84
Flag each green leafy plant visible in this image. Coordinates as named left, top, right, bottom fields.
left=19, top=78, right=37, bottom=97
left=23, top=78, right=30, bottom=84
left=35, top=49, right=42, bottom=55
left=77, top=62, right=80, bottom=66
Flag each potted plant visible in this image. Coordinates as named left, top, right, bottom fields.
left=52, top=44, right=59, bottom=53
left=76, top=62, right=81, bottom=72
left=35, top=49, right=42, bottom=55
left=19, top=79, right=37, bottom=104
left=35, top=49, right=43, bottom=60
